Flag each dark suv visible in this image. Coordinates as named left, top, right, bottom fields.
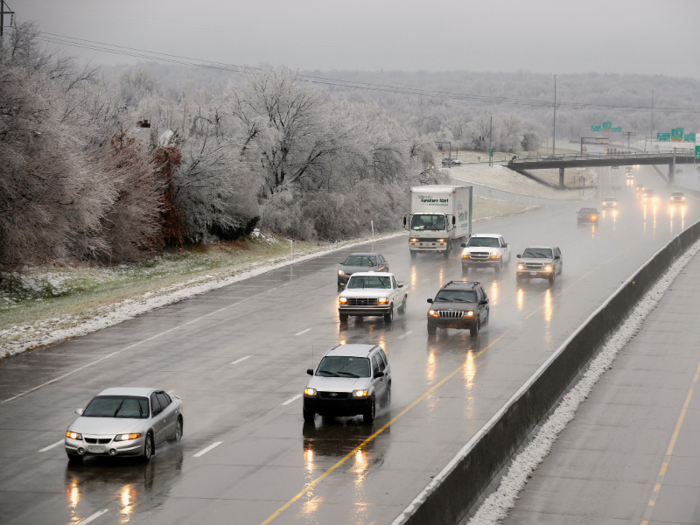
left=426, top=281, right=489, bottom=336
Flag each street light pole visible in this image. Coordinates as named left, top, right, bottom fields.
left=552, top=75, right=558, bottom=156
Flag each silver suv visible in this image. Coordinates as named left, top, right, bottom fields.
left=516, top=246, right=562, bottom=285
left=303, top=344, right=391, bottom=424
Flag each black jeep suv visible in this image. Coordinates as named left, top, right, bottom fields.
left=426, top=281, right=489, bottom=336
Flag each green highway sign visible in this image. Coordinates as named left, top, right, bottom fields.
left=696, top=145, right=700, bottom=159
left=657, top=133, right=670, bottom=141
left=671, top=127, right=684, bottom=141
left=602, top=121, right=612, bottom=132
left=611, top=126, right=623, bottom=132
left=591, top=125, right=602, bottom=132
left=684, top=132, right=696, bottom=142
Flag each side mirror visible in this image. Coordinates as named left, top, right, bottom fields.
left=427, top=298, right=433, bottom=303
left=307, top=369, right=314, bottom=376
left=452, top=216, right=456, bottom=225
left=398, top=283, right=404, bottom=288
left=480, top=299, right=488, bottom=305
left=516, top=254, right=521, bottom=258
left=75, top=408, right=84, bottom=416
left=461, top=243, right=467, bottom=248
left=554, top=255, right=560, bottom=260
left=375, top=371, right=385, bottom=378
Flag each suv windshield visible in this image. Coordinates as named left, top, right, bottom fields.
left=83, top=396, right=149, bottom=419
left=522, top=248, right=553, bottom=258
left=411, top=214, right=445, bottom=231
left=435, top=290, right=477, bottom=303
left=346, top=276, right=391, bottom=289
left=467, top=237, right=499, bottom=248
left=316, top=356, right=371, bottom=378
left=344, top=255, right=377, bottom=266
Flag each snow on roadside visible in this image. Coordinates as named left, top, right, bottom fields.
left=450, top=164, right=595, bottom=201
left=1, top=232, right=406, bottom=359
left=467, top=238, right=700, bottom=525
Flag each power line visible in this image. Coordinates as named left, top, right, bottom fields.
left=35, top=31, right=700, bottom=115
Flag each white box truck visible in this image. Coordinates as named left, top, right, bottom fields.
left=404, top=185, right=473, bottom=258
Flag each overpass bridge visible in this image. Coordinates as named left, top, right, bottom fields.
left=508, top=151, right=698, bottom=188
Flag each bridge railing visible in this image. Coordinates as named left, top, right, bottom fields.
left=510, top=151, right=695, bottom=166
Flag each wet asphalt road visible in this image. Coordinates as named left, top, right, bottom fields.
left=0, top=165, right=697, bottom=525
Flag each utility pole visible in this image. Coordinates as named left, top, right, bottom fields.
left=651, top=87, right=654, bottom=135
left=552, top=75, right=558, bottom=156
left=0, top=1, right=15, bottom=38
left=488, top=115, right=493, bottom=167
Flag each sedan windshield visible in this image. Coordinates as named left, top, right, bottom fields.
left=316, top=356, right=371, bottom=378
left=434, top=290, right=477, bottom=303
left=579, top=208, right=597, bottom=214
left=467, top=237, right=499, bottom=248
left=522, top=248, right=553, bottom=258
left=83, top=396, right=149, bottom=419
left=344, top=256, right=377, bottom=267
left=411, top=214, right=445, bottom=231
left=346, top=276, right=391, bottom=289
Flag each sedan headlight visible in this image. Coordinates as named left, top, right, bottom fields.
left=463, top=311, right=475, bottom=317
left=114, top=433, right=141, bottom=442
left=338, top=270, right=345, bottom=276
left=352, top=390, right=369, bottom=397
left=66, top=431, right=82, bottom=440
left=517, top=264, right=525, bottom=270
left=428, top=309, right=438, bottom=317
left=339, top=297, right=347, bottom=304
left=378, top=297, right=389, bottom=305
left=304, top=388, right=317, bottom=397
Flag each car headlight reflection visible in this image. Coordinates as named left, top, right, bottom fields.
left=114, top=433, right=141, bottom=441
left=352, top=390, right=369, bottom=397
left=304, top=388, right=317, bottom=397
left=66, top=431, right=82, bottom=440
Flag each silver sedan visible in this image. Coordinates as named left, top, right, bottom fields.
left=65, top=387, right=183, bottom=463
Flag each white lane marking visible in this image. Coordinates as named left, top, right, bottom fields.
left=230, top=355, right=251, bottom=365
left=422, top=278, right=431, bottom=282
left=282, top=394, right=302, bottom=406
left=77, top=509, right=109, bottom=524
left=398, top=331, right=413, bottom=339
left=295, top=328, right=311, bottom=336
left=39, top=439, right=64, bottom=452
left=193, top=441, right=223, bottom=458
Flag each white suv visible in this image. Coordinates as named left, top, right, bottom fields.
left=461, top=234, right=511, bottom=274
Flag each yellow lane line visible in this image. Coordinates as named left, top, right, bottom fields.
left=261, top=241, right=642, bottom=524
left=641, top=360, right=700, bottom=524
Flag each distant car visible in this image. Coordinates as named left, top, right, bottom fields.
left=427, top=281, right=489, bottom=336
left=635, top=184, right=645, bottom=193
left=303, top=344, right=391, bottom=423
left=577, top=208, right=599, bottom=224
left=441, top=158, right=462, bottom=166
left=338, top=272, right=407, bottom=322
left=460, top=233, right=511, bottom=274
left=65, top=388, right=183, bottom=463
left=602, top=197, right=619, bottom=209
left=516, top=246, right=563, bottom=285
left=337, top=253, right=389, bottom=288
left=626, top=173, right=634, bottom=180
left=612, top=166, right=619, bottom=171
left=643, top=190, right=659, bottom=204
left=670, top=192, right=686, bottom=205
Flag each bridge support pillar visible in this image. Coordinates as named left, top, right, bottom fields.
left=669, top=156, right=676, bottom=184
left=559, top=167, right=565, bottom=189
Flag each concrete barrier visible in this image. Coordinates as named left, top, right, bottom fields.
left=395, top=219, right=700, bottom=525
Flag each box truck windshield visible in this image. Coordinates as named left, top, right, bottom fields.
left=411, top=214, right=446, bottom=231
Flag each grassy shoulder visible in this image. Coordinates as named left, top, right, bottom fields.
left=0, top=195, right=538, bottom=357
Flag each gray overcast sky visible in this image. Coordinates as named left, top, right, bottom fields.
left=8, top=0, right=700, bottom=77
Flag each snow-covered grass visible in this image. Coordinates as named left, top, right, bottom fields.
left=467, top=238, right=700, bottom=525
left=0, top=195, right=538, bottom=359
left=450, top=164, right=596, bottom=200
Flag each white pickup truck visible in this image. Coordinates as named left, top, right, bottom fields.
left=338, top=272, right=408, bottom=323
left=461, top=233, right=511, bottom=274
